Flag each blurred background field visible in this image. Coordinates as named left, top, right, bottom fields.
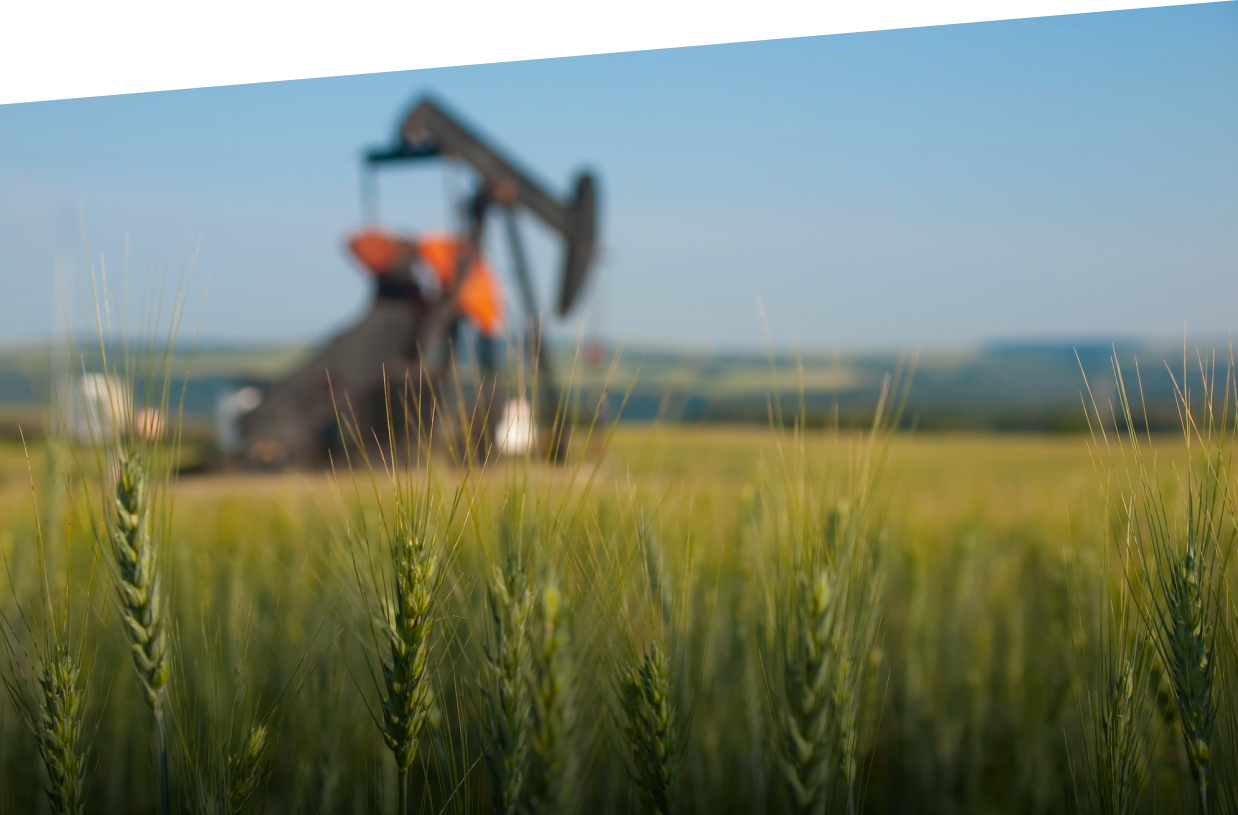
left=0, top=338, right=1199, bottom=442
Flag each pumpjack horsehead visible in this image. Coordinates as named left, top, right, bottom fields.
left=239, top=97, right=599, bottom=466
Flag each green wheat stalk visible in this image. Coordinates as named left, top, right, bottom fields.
left=1082, top=349, right=1235, bottom=813
left=0, top=435, right=96, bottom=815
left=0, top=641, right=91, bottom=815
left=107, top=447, right=173, bottom=815
left=526, top=578, right=576, bottom=815
left=37, top=648, right=89, bottom=815
left=378, top=499, right=440, bottom=815
left=226, top=724, right=274, bottom=815
left=780, top=567, right=836, bottom=815
left=1072, top=581, right=1155, bottom=815
left=481, top=546, right=533, bottom=815
left=622, top=641, right=678, bottom=815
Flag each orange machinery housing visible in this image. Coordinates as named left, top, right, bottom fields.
left=348, top=227, right=504, bottom=338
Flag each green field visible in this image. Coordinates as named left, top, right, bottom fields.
left=3, top=415, right=1237, bottom=814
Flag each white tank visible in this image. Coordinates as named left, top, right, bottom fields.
left=497, top=397, right=536, bottom=456
left=216, top=386, right=263, bottom=454
left=53, top=374, right=131, bottom=445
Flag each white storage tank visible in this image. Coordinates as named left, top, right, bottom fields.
left=497, top=397, right=536, bottom=456
left=53, top=374, right=132, bottom=445
left=215, top=386, right=263, bottom=454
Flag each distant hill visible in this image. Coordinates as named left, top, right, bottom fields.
left=0, top=338, right=1219, bottom=435
left=576, top=340, right=1198, bottom=432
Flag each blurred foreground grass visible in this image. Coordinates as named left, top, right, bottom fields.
left=0, top=427, right=1224, bottom=813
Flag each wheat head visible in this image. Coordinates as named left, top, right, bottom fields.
left=226, top=724, right=273, bottom=815
left=1159, top=543, right=1217, bottom=804
left=623, top=641, right=678, bottom=815
left=379, top=509, right=438, bottom=777
left=526, top=579, right=575, bottom=815
left=35, top=646, right=89, bottom=815
left=781, top=569, right=835, bottom=815
left=482, top=553, right=534, bottom=815
left=108, top=451, right=170, bottom=714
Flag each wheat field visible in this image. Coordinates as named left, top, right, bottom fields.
left=1, top=411, right=1236, bottom=814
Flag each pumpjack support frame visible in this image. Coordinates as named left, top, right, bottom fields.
left=237, top=96, right=600, bottom=467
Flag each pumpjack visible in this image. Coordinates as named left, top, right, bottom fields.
left=237, top=96, right=599, bottom=466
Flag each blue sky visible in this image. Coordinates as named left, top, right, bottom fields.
left=1, top=2, right=1235, bottom=350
